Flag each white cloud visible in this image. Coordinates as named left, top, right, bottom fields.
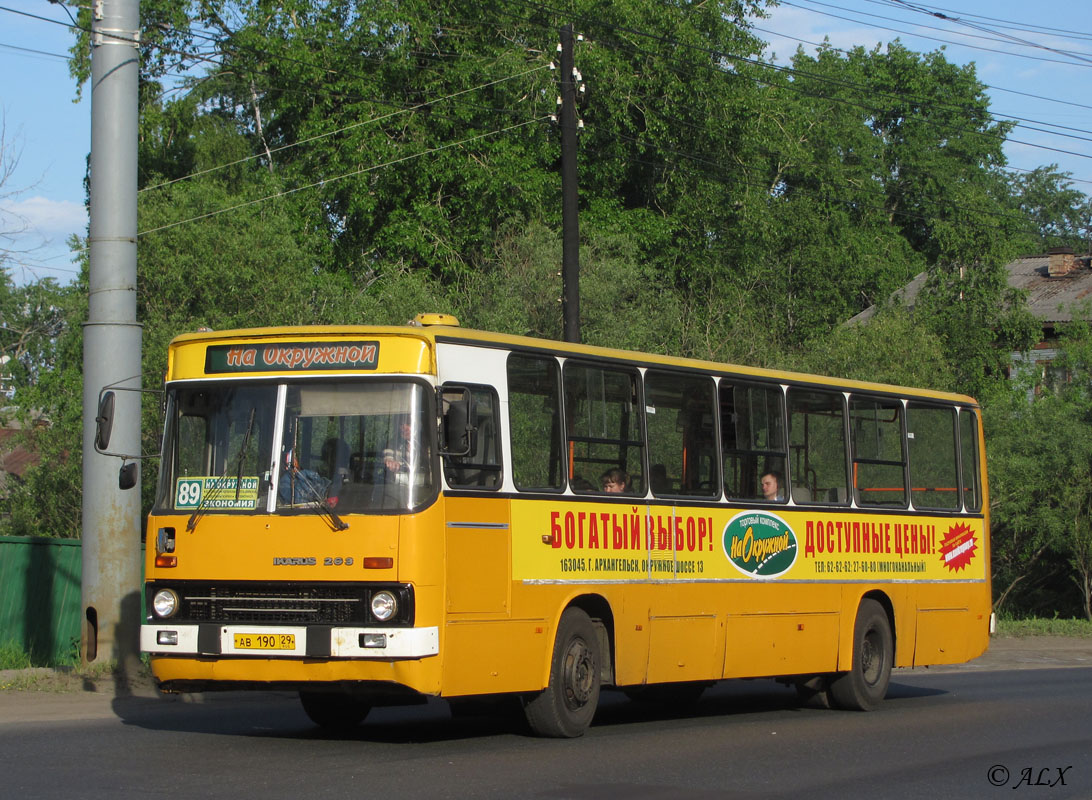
left=3, top=195, right=86, bottom=242
left=1, top=196, right=86, bottom=285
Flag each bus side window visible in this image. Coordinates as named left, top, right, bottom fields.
left=788, top=388, right=849, bottom=505
left=959, top=408, right=982, bottom=512
left=850, top=396, right=908, bottom=508
left=721, top=381, right=786, bottom=502
left=563, top=362, right=644, bottom=495
left=907, top=403, right=959, bottom=510
left=441, top=385, right=502, bottom=489
left=645, top=370, right=717, bottom=497
left=508, top=354, right=564, bottom=492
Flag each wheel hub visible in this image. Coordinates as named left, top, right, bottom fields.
left=562, top=638, right=594, bottom=708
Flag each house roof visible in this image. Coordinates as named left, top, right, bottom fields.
left=1009, top=253, right=1092, bottom=324
left=848, top=251, right=1092, bottom=327
left=0, top=413, right=49, bottom=497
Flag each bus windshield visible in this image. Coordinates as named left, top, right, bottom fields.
left=158, top=379, right=436, bottom=516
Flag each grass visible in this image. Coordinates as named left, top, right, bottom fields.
left=0, top=640, right=152, bottom=692
left=0, top=640, right=34, bottom=671
left=995, top=617, right=1092, bottom=637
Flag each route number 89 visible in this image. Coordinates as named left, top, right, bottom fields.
left=176, top=480, right=202, bottom=508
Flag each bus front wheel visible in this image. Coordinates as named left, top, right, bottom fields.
left=829, top=598, right=893, bottom=711
left=524, top=608, right=601, bottom=737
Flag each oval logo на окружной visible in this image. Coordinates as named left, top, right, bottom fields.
left=723, top=511, right=798, bottom=578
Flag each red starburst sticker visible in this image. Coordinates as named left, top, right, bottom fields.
left=939, top=522, right=977, bottom=572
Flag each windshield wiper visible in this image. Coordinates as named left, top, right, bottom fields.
left=187, top=408, right=256, bottom=533
left=235, top=407, right=255, bottom=503
left=285, top=462, right=349, bottom=531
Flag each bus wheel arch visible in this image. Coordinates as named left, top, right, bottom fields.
left=567, top=593, right=615, bottom=685
left=829, top=594, right=895, bottom=711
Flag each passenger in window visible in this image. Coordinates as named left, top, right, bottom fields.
left=760, top=470, right=784, bottom=502
left=570, top=476, right=595, bottom=492
left=600, top=468, right=630, bottom=494
left=382, top=418, right=417, bottom=485
left=278, top=446, right=329, bottom=505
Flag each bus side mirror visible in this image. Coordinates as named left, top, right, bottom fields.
left=95, top=391, right=116, bottom=452
left=439, top=388, right=476, bottom=457
left=119, top=462, right=138, bottom=490
left=93, top=381, right=162, bottom=472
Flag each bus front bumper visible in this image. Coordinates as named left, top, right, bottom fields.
left=141, top=623, right=439, bottom=659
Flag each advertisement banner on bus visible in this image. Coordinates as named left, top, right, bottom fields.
left=511, top=501, right=985, bottom=583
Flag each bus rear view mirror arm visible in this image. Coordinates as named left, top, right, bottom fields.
left=94, top=382, right=163, bottom=492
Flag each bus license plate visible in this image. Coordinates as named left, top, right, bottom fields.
left=233, top=632, right=296, bottom=651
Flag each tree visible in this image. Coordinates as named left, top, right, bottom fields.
left=0, top=273, right=84, bottom=537
left=702, top=41, right=1024, bottom=348
left=985, top=319, right=1092, bottom=620
left=912, top=259, right=1039, bottom=401
left=1007, top=166, right=1090, bottom=253
left=788, top=306, right=954, bottom=390
left=71, top=0, right=770, bottom=291
left=0, top=115, right=28, bottom=270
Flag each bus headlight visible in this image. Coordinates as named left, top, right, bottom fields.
left=152, top=588, right=179, bottom=619
left=370, top=591, right=397, bottom=621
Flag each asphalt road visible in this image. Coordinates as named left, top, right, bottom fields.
left=1, top=636, right=1089, bottom=800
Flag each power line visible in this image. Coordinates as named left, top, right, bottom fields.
left=139, top=116, right=551, bottom=237
left=612, top=6, right=1092, bottom=165
left=800, top=0, right=1092, bottom=65
left=0, top=40, right=69, bottom=60
left=7, top=0, right=1088, bottom=244
left=574, top=18, right=1092, bottom=167
left=139, top=64, right=554, bottom=193
left=748, top=24, right=1092, bottom=141
left=504, top=0, right=1092, bottom=160
left=2, top=3, right=557, bottom=199
left=777, top=0, right=1092, bottom=68
left=868, top=0, right=1092, bottom=41
left=879, top=0, right=1092, bottom=51
left=758, top=16, right=1092, bottom=115
left=14, top=0, right=1088, bottom=177
left=498, top=1, right=1092, bottom=215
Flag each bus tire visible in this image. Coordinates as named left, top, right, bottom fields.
left=829, top=599, right=893, bottom=711
left=523, top=608, right=601, bottom=738
left=299, top=690, right=371, bottom=732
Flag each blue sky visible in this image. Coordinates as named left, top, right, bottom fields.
left=1, top=0, right=88, bottom=285
left=1, top=0, right=1090, bottom=285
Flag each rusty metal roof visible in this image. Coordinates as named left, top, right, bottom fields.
left=1008, top=254, right=1092, bottom=323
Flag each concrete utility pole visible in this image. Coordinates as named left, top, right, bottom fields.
left=560, top=24, right=581, bottom=344
left=82, top=0, right=143, bottom=681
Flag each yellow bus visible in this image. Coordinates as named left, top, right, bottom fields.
left=138, top=314, right=991, bottom=736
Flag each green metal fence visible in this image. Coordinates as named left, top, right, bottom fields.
left=0, top=536, right=83, bottom=664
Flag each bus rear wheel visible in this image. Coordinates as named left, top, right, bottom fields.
left=524, top=608, right=601, bottom=738
left=299, top=690, right=371, bottom=732
left=829, top=598, right=893, bottom=711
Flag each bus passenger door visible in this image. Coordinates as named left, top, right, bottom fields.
left=444, top=497, right=510, bottom=615
left=439, top=382, right=509, bottom=615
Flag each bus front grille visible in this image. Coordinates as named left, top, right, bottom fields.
left=145, top=581, right=414, bottom=626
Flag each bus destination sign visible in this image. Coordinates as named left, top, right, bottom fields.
left=205, top=341, right=380, bottom=373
